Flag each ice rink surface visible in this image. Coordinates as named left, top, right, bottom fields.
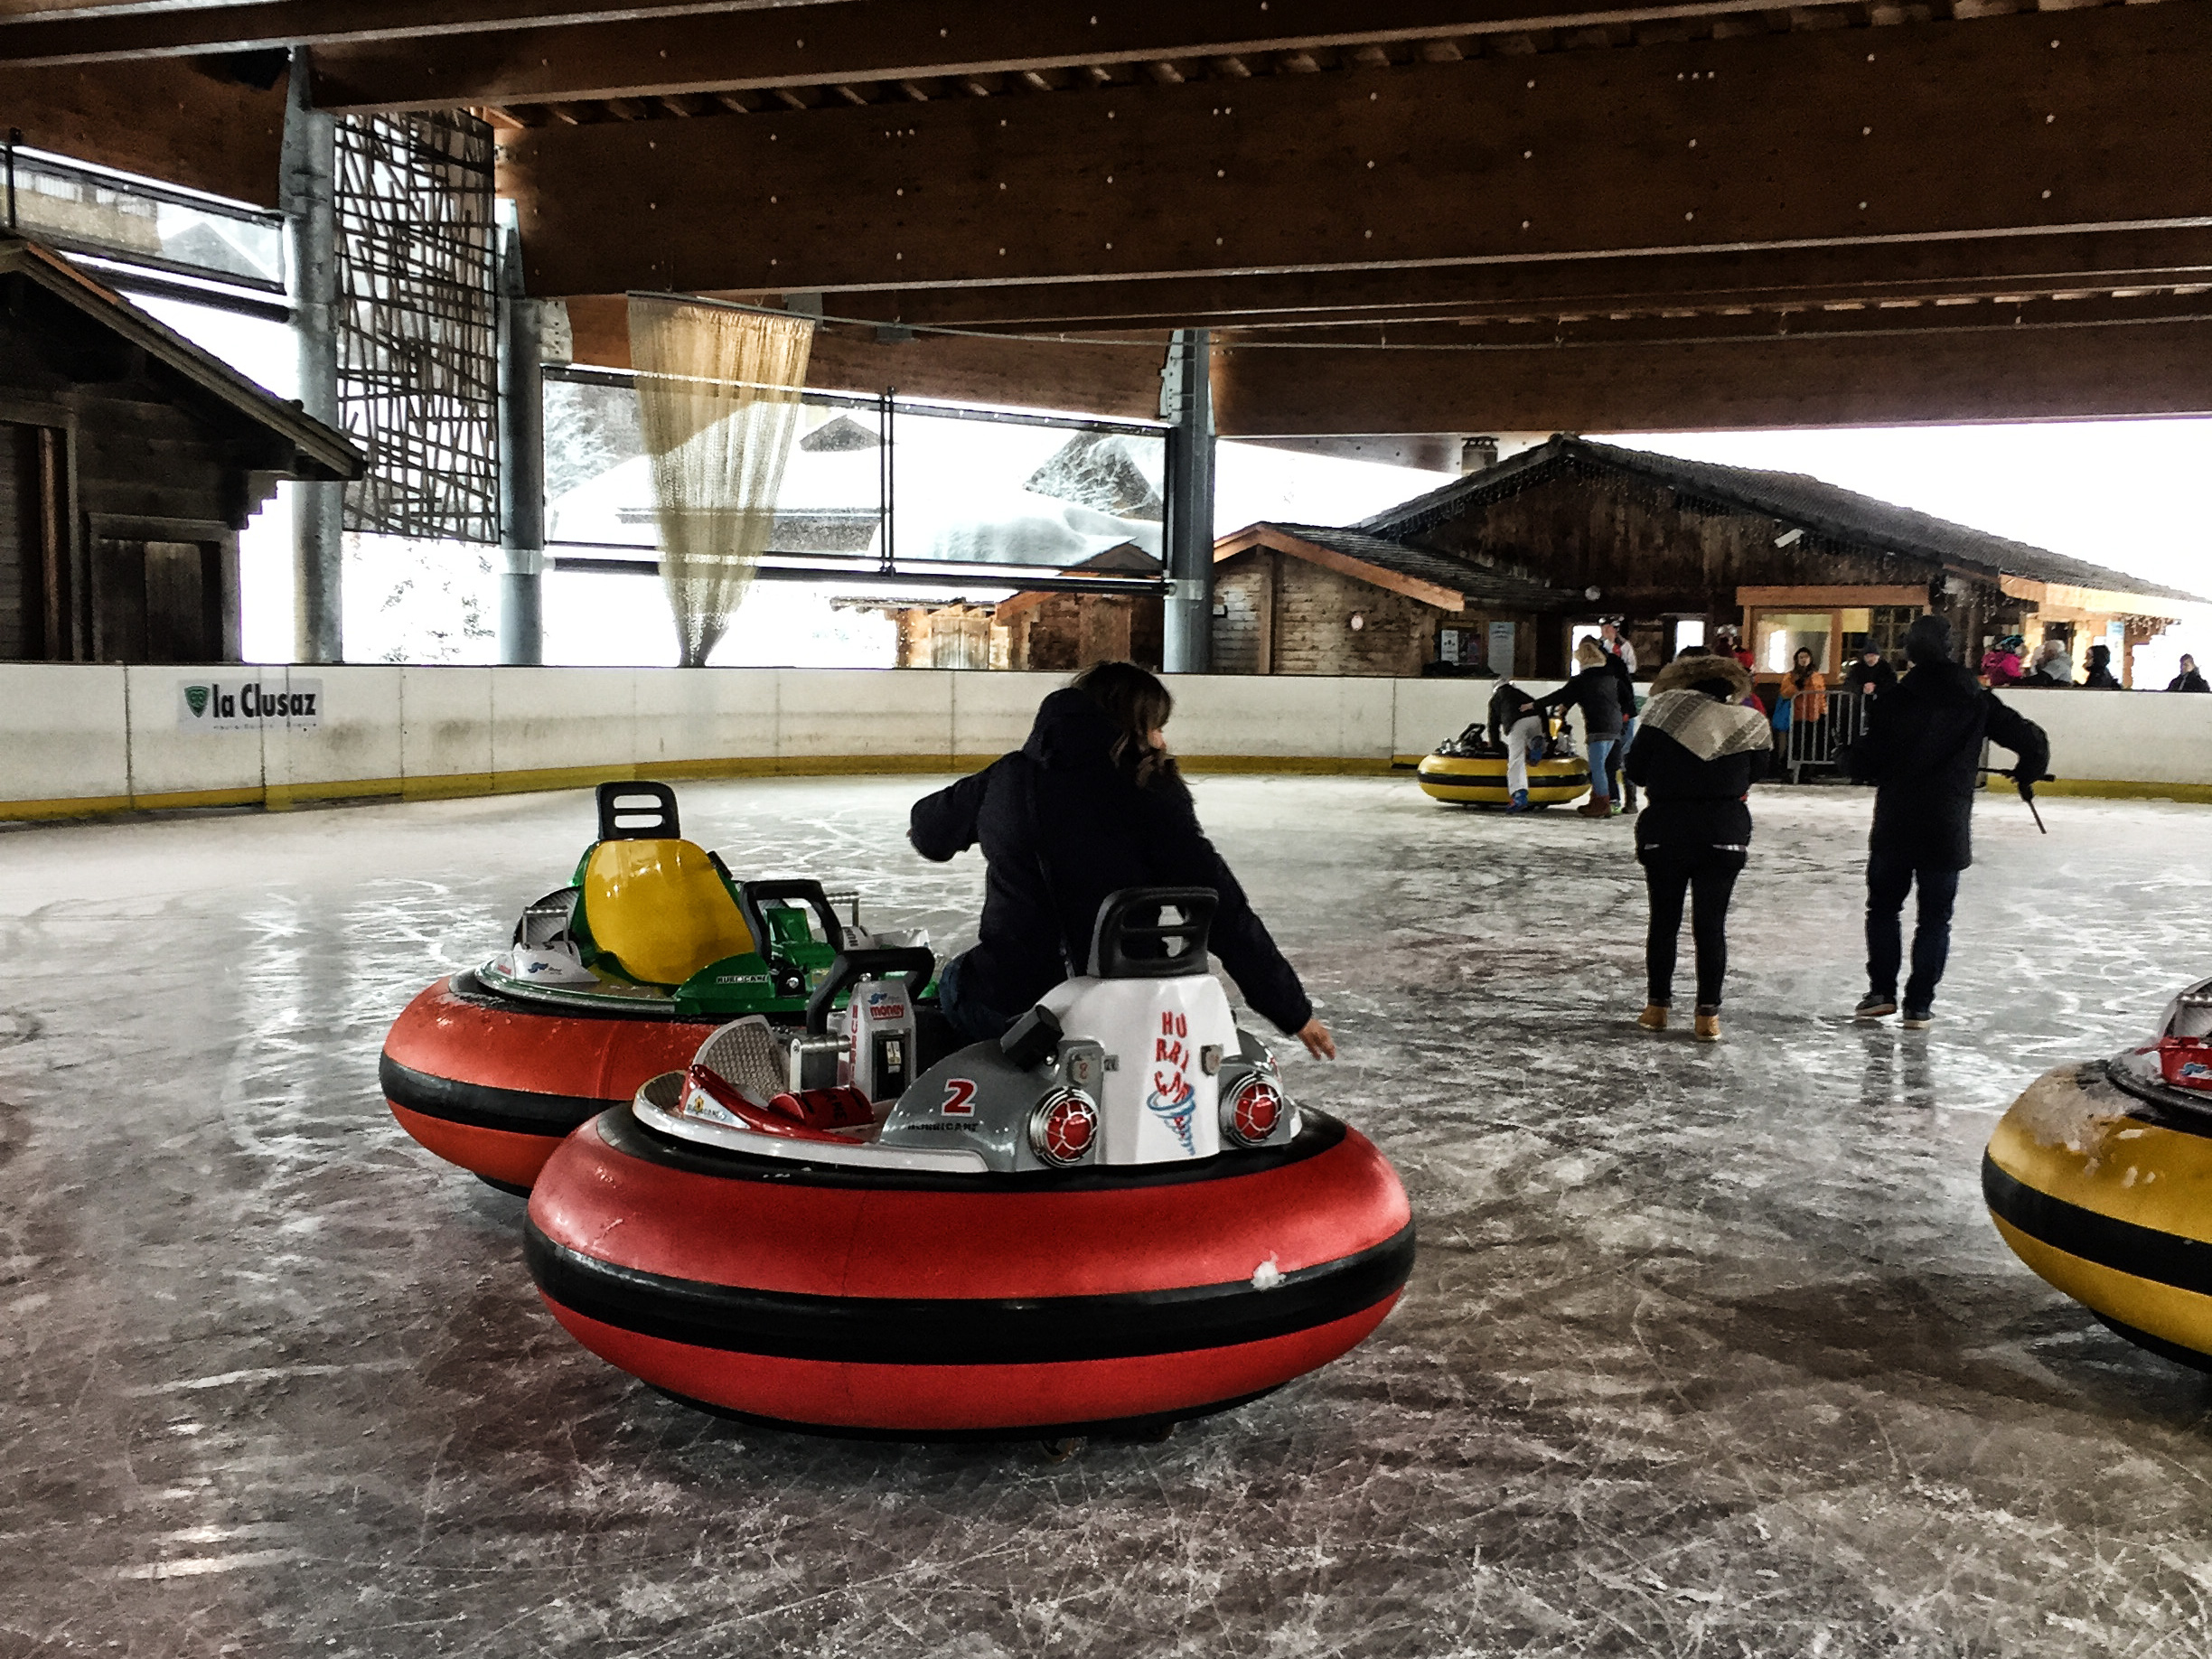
left=5, top=773, right=2211, bottom=1657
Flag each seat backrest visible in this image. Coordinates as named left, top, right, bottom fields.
left=596, top=781, right=680, bottom=842
left=1087, top=887, right=1218, bottom=979
left=580, top=838, right=755, bottom=989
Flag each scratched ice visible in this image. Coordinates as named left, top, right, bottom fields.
left=5, top=777, right=2212, bottom=1657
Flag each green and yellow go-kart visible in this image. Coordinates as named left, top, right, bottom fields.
left=380, top=780, right=935, bottom=1192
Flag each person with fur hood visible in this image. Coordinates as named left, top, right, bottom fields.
left=1622, top=650, right=1773, bottom=1043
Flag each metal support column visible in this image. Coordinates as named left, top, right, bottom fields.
left=497, top=223, right=545, bottom=665
left=1160, top=327, right=1214, bottom=675
left=283, top=49, right=343, bottom=663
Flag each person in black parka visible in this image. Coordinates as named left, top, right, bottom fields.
left=1842, top=647, right=1897, bottom=701
left=908, top=661, right=1336, bottom=1059
left=1842, top=614, right=2050, bottom=1028
left=1622, top=651, right=1772, bottom=1042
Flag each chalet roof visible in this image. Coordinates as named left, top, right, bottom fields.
left=1222, top=520, right=1573, bottom=611
left=1357, top=434, right=2199, bottom=608
left=0, top=235, right=362, bottom=483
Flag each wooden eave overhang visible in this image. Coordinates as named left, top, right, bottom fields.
left=0, top=235, right=364, bottom=483
left=1214, top=522, right=1462, bottom=610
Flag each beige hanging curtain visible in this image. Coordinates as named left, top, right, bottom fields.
left=628, top=296, right=816, bottom=667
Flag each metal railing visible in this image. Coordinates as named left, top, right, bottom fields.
left=1777, top=687, right=1870, bottom=782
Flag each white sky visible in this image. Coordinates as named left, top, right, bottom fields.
left=1605, top=422, right=2212, bottom=601
left=138, top=291, right=2212, bottom=675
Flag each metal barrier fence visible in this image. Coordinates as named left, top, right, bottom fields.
left=1778, top=687, right=1869, bottom=782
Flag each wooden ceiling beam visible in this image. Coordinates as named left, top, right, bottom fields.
left=1213, top=314, right=2212, bottom=430
left=0, top=56, right=289, bottom=206
left=558, top=293, right=1171, bottom=417
left=502, top=5, right=2212, bottom=300
left=287, top=0, right=1917, bottom=113
left=0, top=1, right=827, bottom=62
left=1215, top=288, right=2212, bottom=345
left=708, top=230, right=2212, bottom=331
left=752, top=229, right=2212, bottom=329
left=550, top=288, right=2212, bottom=427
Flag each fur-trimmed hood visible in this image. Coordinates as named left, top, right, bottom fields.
left=1650, top=651, right=1752, bottom=699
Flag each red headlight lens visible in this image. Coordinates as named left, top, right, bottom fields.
left=1030, top=1089, right=1098, bottom=1167
left=1224, top=1077, right=1285, bottom=1147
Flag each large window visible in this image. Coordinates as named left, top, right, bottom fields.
left=542, top=370, right=1165, bottom=584
left=1754, top=612, right=1836, bottom=673
left=4, top=143, right=285, bottom=292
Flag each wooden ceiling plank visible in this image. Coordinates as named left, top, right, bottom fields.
left=501, top=5, right=2212, bottom=300
left=301, top=0, right=1893, bottom=112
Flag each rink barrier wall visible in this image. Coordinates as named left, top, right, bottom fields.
left=1, top=666, right=2208, bottom=819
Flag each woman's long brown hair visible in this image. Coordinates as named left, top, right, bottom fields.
left=1072, top=660, right=1176, bottom=789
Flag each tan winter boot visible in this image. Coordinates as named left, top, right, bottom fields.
left=1694, top=1006, right=1722, bottom=1043
left=1636, top=1005, right=1669, bottom=1033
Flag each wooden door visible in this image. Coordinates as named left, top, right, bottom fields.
left=92, top=539, right=224, bottom=662
left=0, top=422, right=63, bottom=661
left=143, top=541, right=222, bottom=662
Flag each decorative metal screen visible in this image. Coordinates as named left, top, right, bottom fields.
left=333, top=110, right=498, bottom=543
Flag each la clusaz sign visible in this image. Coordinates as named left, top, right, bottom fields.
left=177, top=679, right=323, bottom=732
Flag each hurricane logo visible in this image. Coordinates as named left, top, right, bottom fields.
left=1146, top=1075, right=1198, bottom=1155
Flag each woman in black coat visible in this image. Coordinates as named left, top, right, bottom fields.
left=908, top=661, right=1335, bottom=1058
left=1621, top=651, right=1773, bottom=1043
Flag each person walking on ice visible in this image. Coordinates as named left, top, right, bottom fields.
left=1844, top=615, right=2049, bottom=1030
left=1624, top=651, right=1772, bottom=1042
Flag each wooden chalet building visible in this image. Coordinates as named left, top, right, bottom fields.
left=1212, top=435, right=2195, bottom=687
left=1210, top=521, right=1570, bottom=679
left=0, top=235, right=360, bottom=664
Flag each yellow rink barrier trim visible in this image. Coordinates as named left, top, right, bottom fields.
left=0, top=753, right=1417, bottom=820
left=12, top=764, right=2212, bottom=823
left=2032, top=779, right=2212, bottom=804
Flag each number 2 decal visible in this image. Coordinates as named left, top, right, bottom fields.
left=941, top=1078, right=978, bottom=1116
